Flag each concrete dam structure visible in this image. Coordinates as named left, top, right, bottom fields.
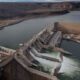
left=0, top=22, right=80, bottom=80
left=0, top=22, right=64, bottom=80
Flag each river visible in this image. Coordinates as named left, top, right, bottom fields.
left=0, top=11, right=80, bottom=80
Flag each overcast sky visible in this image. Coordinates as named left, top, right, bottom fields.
left=0, top=0, right=80, bottom=2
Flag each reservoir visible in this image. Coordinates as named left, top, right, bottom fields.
left=0, top=11, right=80, bottom=49
left=0, top=11, right=80, bottom=80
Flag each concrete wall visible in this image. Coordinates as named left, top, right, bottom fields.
left=3, top=59, right=31, bottom=80
left=3, top=59, right=51, bottom=80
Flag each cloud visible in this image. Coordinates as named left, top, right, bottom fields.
left=0, top=0, right=80, bottom=2
left=33, top=0, right=54, bottom=2
left=0, top=0, right=31, bottom=2
left=32, top=0, right=80, bottom=2
left=33, top=0, right=80, bottom=2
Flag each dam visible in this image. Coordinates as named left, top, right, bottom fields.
left=0, top=11, right=80, bottom=80
left=0, top=22, right=63, bottom=80
left=0, top=21, right=80, bottom=80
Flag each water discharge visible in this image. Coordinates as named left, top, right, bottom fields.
left=0, top=11, right=80, bottom=80
left=59, top=39, right=80, bottom=80
left=60, top=56, right=80, bottom=75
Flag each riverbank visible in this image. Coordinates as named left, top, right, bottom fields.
left=57, top=22, right=80, bottom=34
left=55, top=22, right=80, bottom=44
left=0, top=11, right=69, bottom=30
left=0, top=18, right=25, bottom=30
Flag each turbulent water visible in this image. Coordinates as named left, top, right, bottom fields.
left=0, top=11, right=80, bottom=80
left=58, top=56, right=80, bottom=80
left=58, top=40, right=80, bottom=80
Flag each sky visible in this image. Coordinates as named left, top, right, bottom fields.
left=0, top=0, right=80, bottom=2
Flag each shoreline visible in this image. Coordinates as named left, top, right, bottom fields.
left=57, top=22, right=80, bottom=34
left=0, top=11, right=69, bottom=30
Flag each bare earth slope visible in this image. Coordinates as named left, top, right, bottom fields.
left=58, top=22, right=80, bottom=34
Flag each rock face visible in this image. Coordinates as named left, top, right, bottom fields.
left=55, top=22, right=80, bottom=34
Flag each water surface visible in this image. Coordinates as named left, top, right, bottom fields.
left=0, top=11, right=80, bottom=49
